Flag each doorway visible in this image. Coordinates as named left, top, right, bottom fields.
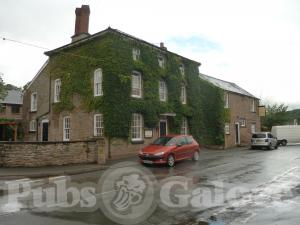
left=159, top=120, right=167, bottom=137
left=235, top=122, right=240, bottom=145
left=41, top=120, right=49, bottom=141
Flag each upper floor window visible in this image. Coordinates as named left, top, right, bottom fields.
left=158, top=55, right=166, bottom=68
left=181, top=85, right=187, bottom=104
left=131, top=113, right=143, bottom=141
left=251, top=99, right=256, bottom=112
left=31, top=92, right=37, bottom=112
left=132, top=48, right=140, bottom=61
left=29, top=120, right=37, bottom=132
left=224, top=93, right=229, bottom=108
left=94, top=68, right=103, bottom=97
left=63, top=116, right=70, bottom=141
left=181, top=117, right=188, bottom=135
left=54, top=79, right=61, bottom=103
left=159, top=80, right=167, bottom=102
left=179, top=64, right=185, bottom=76
left=131, top=71, right=142, bottom=98
left=11, top=105, right=20, bottom=114
left=94, top=114, right=104, bottom=137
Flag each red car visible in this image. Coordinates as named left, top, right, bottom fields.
left=138, top=134, right=200, bottom=167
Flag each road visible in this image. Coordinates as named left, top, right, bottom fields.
left=0, top=145, right=300, bottom=225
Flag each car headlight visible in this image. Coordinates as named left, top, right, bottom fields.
left=154, top=152, right=165, bottom=156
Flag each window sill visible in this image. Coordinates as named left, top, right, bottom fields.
left=30, top=110, right=37, bottom=113
left=29, top=130, right=36, bottom=133
left=131, top=95, right=142, bottom=99
left=131, top=140, right=144, bottom=144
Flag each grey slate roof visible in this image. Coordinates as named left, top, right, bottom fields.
left=0, top=89, right=23, bottom=105
left=199, top=73, right=258, bottom=99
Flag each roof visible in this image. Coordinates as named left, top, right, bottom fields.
left=45, top=27, right=201, bottom=65
left=0, top=89, right=23, bottom=105
left=199, top=73, right=258, bottom=99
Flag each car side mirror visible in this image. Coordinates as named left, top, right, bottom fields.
left=176, top=143, right=182, bottom=147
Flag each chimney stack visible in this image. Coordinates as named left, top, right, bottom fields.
left=160, top=42, right=167, bottom=50
left=71, top=5, right=90, bottom=42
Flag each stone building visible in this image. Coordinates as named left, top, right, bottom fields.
left=200, top=74, right=261, bottom=148
left=22, top=5, right=261, bottom=160
left=0, top=89, right=23, bottom=141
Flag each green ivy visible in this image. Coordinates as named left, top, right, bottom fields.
left=47, top=30, right=225, bottom=145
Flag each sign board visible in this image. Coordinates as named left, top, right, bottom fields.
left=144, top=129, right=153, bottom=138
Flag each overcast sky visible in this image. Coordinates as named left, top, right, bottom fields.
left=1, top=0, right=299, bottom=108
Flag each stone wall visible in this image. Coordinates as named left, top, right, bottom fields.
left=0, top=139, right=105, bottom=167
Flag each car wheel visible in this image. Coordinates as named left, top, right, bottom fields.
left=167, top=154, right=175, bottom=167
left=268, top=143, right=274, bottom=150
left=282, top=140, right=287, bottom=146
left=251, top=146, right=256, bottom=150
left=192, top=151, right=200, bottom=161
left=275, top=145, right=278, bottom=149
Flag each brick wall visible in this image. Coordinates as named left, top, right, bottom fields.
left=0, top=104, right=22, bottom=120
left=224, top=92, right=261, bottom=148
left=0, top=139, right=105, bottom=167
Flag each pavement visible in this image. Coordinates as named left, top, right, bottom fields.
left=0, top=155, right=138, bottom=180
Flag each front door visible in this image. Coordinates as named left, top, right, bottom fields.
left=42, top=122, right=49, bottom=141
left=235, top=122, right=240, bottom=145
left=159, top=120, right=167, bottom=137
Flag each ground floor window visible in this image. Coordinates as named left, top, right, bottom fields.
left=225, top=123, right=230, bottom=135
left=29, top=120, right=37, bottom=132
left=94, top=114, right=104, bottom=137
left=251, top=124, right=256, bottom=134
left=63, top=116, right=70, bottom=141
left=181, top=117, right=188, bottom=135
left=131, top=113, right=143, bottom=141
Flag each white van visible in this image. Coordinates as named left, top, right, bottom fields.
left=271, top=125, right=300, bottom=146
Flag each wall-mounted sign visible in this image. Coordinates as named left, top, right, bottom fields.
left=144, top=129, right=153, bottom=138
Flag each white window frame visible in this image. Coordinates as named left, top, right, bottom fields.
left=159, top=80, right=167, bottom=102
left=132, top=48, right=140, bottom=61
left=94, top=114, right=104, bottom=137
left=131, top=113, right=143, bottom=141
left=158, top=55, right=165, bottom=68
left=251, top=124, right=256, bottom=134
left=31, top=92, right=37, bottom=112
left=225, top=123, right=230, bottom=135
left=94, top=68, right=103, bottom=97
left=181, top=117, right=188, bottom=135
left=63, top=116, right=70, bottom=141
left=181, top=85, right=187, bottom=104
left=224, top=93, right=229, bottom=108
left=251, top=99, right=256, bottom=112
left=29, top=120, right=37, bottom=132
left=54, top=79, right=61, bottom=103
left=131, top=71, right=142, bottom=98
left=179, top=64, right=185, bottom=76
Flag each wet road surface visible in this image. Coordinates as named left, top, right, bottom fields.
left=0, top=145, right=300, bottom=225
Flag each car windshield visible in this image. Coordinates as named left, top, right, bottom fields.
left=152, top=137, right=176, bottom=146
left=252, top=133, right=267, bottom=138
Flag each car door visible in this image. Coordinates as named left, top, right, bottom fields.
left=174, top=137, right=187, bottom=160
left=184, top=136, right=194, bottom=158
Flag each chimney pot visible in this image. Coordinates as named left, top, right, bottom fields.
left=72, top=5, right=90, bottom=42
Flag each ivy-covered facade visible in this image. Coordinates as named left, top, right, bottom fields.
left=22, top=27, right=226, bottom=157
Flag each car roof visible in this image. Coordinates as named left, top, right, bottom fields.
left=163, top=134, right=191, bottom=138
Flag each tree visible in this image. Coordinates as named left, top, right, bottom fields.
left=0, top=75, right=7, bottom=100
left=262, top=103, right=289, bottom=130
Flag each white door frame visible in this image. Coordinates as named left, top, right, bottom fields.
left=159, top=119, right=168, bottom=137
left=41, top=119, right=49, bottom=141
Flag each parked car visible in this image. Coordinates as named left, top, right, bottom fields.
left=138, top=134, right=200, bottom=167
left=251, top=132, right=278, bottom=150
left=271, top=125, right=300, bottom=146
